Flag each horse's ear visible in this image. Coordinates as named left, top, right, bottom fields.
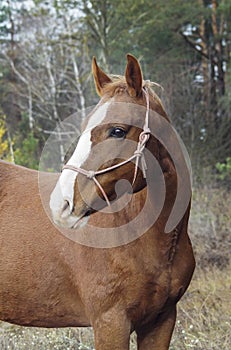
left=92, top=57, right=112, bottom=96
left=125, top=54, right=143, bottom=97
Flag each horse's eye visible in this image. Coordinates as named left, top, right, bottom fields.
left=109, top=127, right=126, bottom=139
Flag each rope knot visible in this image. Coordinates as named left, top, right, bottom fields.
left=139, top=129, right=151, bottom=143
left=143, top=127, right=151, bottom=135
left=134, top=149, right=143, bottom=158
left=87, top=170, right=95, bottom=179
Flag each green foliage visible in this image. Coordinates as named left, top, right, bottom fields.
left=0, top=113, right=40, bottom=168
left=216, top=157, right=231, bottom=183
left=0, top=115, right=13, bottom=162
left=13, top=132, right=39, bottom=169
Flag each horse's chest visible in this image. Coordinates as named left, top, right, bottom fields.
left=84, top=260, right=170, bottom=323
left=124, top=268, right=171, bottom=322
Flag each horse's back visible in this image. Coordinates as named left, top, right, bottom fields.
left=0, top=160, right=56, bottom=234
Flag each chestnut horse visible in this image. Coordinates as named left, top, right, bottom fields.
left=0, top=55, right=195, bottom=349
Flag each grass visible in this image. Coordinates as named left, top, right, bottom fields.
left=170, top=266, right=231, bottom=350
left=0, top=326, right=95, bottom=350
left=0, top=186, right=230, bottom=349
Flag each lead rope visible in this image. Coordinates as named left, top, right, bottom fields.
left=62, top=87, right=151, bottom=207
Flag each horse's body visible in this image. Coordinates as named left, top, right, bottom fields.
left=0, top=55, right=195, bottom=349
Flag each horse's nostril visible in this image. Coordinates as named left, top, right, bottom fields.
left=61, top=200, right=72, bottom=218
left=85, top=209, right=92, bottom=217
left=63, top=200, right=69, bottom=211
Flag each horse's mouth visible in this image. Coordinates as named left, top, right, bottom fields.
left=52, top=208, right=92, bottom=230
left=71, top=209, right=92, bottom=229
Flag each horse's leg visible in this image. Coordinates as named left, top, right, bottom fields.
left=92, top=308, right=131, bottom=350
left=136, top=307, right=177, bottom=350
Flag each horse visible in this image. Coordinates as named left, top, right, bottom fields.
left=0, top=54, right=195, bottom=350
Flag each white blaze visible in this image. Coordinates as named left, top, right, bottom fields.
left=50, top=102, right=110, bottom=215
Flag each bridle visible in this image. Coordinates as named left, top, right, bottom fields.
left=62, top=87, right=151, bottom=207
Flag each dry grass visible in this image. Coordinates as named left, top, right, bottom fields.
left=0, top=186, right=230, bottom=349
left=170, top=266, right=231, bottom=350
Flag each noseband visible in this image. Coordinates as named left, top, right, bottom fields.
left=62, top=88, right=151, bottom=207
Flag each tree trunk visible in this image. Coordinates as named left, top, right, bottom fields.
left=211, top=0, right=225, bottom=96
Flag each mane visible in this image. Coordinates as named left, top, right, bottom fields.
left=103, top=75, right=168, bottom=119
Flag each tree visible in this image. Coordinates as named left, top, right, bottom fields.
left=0, top=0, right=230, bottom=177
left=0, top=0, right=24, bottom=130
left=179, top=0, right=231, bottom=121
left=1, top=0, right=91, bottom=166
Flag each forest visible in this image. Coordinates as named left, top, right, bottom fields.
left=0, top=0, right=230, bottom=349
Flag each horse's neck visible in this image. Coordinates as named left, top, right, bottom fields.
left=92, top=178, right=176, bottom=231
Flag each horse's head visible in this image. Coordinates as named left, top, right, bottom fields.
left=49, top=54, right=171, bottom=229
